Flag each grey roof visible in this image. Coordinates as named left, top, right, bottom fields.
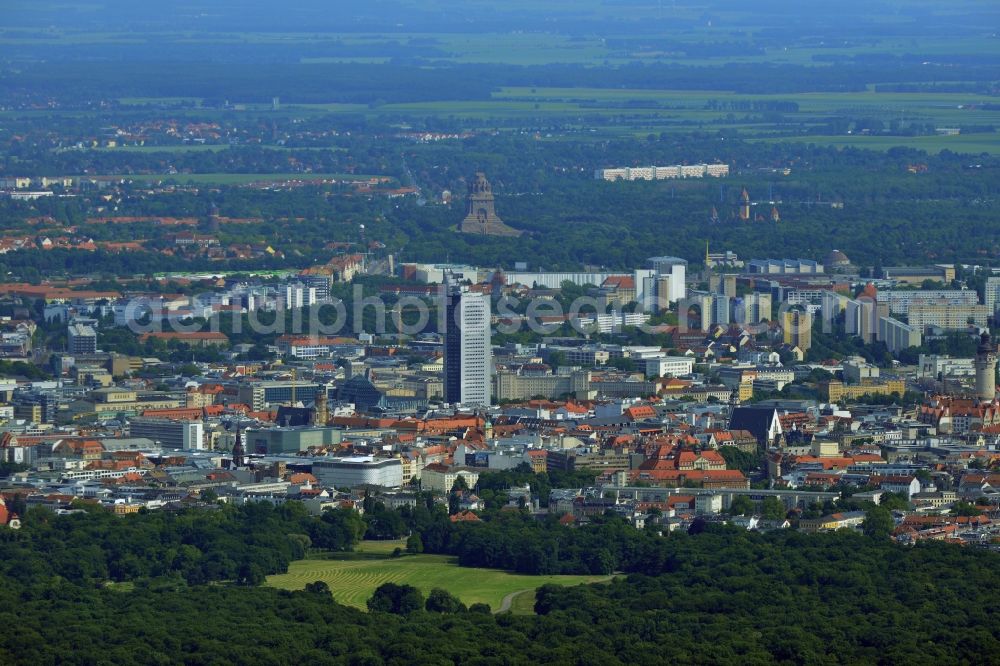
left=728, top=407, right=778, bottom=443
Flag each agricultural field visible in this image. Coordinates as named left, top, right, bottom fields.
left=291, top=88, right=1000, bottom=151
left=756, top=132, right=1000, bottom=156
left=496, top=87, right=1000, bottom=125
left=266, top=540, right=611, bottom=613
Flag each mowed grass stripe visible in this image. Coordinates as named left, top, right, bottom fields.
left=266, top=547, right=609, bottom=613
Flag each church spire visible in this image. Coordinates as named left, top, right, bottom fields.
left=231, top=426, right=245, bottom=468
left=726, top=387, right=741, bottom=429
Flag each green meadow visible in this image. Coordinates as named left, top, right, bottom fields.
left=266, top=540, right=610, bottom=613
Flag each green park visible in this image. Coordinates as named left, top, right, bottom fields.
left=266, top=539, right=611, bottom=612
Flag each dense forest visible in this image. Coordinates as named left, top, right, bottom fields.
left=0, top=501, right=998, bottom=664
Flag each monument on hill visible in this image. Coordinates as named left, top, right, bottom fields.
left=459, top=172, right=522, bottom=236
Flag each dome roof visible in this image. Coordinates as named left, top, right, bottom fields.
left=826, top=249, right=850, bottom=266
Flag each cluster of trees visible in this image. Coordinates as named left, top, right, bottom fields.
left=0, top=502, right=363, bottom=587
left=0, top=360, right=50, bottom=380
left=366, top=583, right=478, bottom=615
left=474, top=465, right=601, bottom=509
left=351, top=493, right=642, bottom=576
left=717, top=447, right=763, bottom=475
left=366, top=582, right=488, bottom=615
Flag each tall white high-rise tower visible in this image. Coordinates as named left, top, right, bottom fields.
left=443, top=278, right=491, bottom=407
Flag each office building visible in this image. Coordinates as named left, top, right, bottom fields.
left=574, top=312, right=649, bottom=334
left=244, top=426, right=343, bottom=455
left=443, top=280, right=491, bottom=406
left=648, top=256, right=687, bottom=305
left=299, top=272, right=332, bottom=301
left=15, top=391, right=59, bottom=424
left=493, top=369, right=592, bottom=401
left=68, top=323, right=98, bottom=355
left=237, top=381, right=325, bottom=411
left=128, top=417, right=204, bottom=450
left=842, top=361, right=879, bottom=384
left=918, top=355, right=975, bottom=379
left=645, top=356, right=696, bottom=379
left=283, top=283, right=317, bottom=309
left=312, top=457, right=403, bottom=489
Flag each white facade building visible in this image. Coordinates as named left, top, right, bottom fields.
left=645, top=356, right=696, bottom=379
left=444, top=283, right=491, bottom=406
left=595, top=164, right=729, bottom=181
left=312, top=457, right=403, bottom=489
left=917, top=354, right=976, bottom=379
left=128, top=418, right=204, bottom=450
left=574, top=312, right=649, bottom=334
left=68, top=323, right=98, bottom=354
left=648, top=256, right=687, bottom=305
left=283, top=283, right=317, bottom=309
left=420, top=464, right=481, bottom=494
